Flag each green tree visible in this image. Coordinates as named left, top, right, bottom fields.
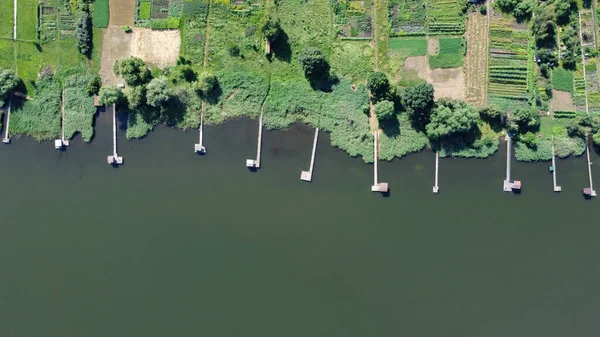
left=367, top=72, right=390, bottom=102
left=298, top=47, right=330, bottom=82
left=113, top=57, right=151, bottom=86
left=195, top=72, right=218, bottom=96
left=555, top=0, right=577, bottom=25
left=510, top=108, right=540, bottom=134
left=593, top=131, right=600, bottom=146
left=520, top=131, right=539, bottom=148
left=76, top=3, right=92, bottom=57
left=0, top=69, right=19, bottom=106
left=402, top=83, right=435, bottom=130
left=127, top=85, right=146, bottom=109
left=375, top=100, right=395, bottom=122
left=426, top=100, right=480, bottom=140
left=566, top=119, right=586, bottom=138
left=261, top=13, right=283, bottom=42
left=87, top=75, right=101, bottom=96
left=146, top=77, right=171, bottom=107
left=99, top=86, right=124, bottom=106
left=479, top=105, right=506, bottom=126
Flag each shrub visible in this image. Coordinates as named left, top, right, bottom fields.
left=298, top=47, right=330, bottom=82
left=76, top=5, right=93, bottom=57
left=87, top=75, right=101, bottom=95
left=367, top=72, right=390, bottom=102
left=99, top=86, right=124, bottom=105
left=113, top=57, right=151, bottom=86
left=146, top=77, right=171, bottom=107
left=375, top=100, right=395, bottom=122
left=0, top=69, right=19, bottom=107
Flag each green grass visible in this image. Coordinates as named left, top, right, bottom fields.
left=379, top=113, right=428, bottom=160
left=388, top=38, right=427, bottom=57
left=10, top=76, right=61, bottom=140
left=63, top=75, right=97, bottom=142
left=140, top=2, right=151, bottom=20
left=0, top=39, right=14, bottom=70
left=0, top=0, right=13, bottom=38
left=514, top=117, right=585, bottom=161
left=331, top=40, right=375, bottom=82
left=15, top=41, right=40, bottom=94
left=16, top=0, right=37, bottom=41
left=429, top=37, right=464, bottom=69
left=93, top=0, right=110, bottom=28
left=552, top=68, right=574, bottom=94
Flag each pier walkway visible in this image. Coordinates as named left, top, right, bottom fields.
left=502, top=134, right=520, bottom=192
left=301, top=128, right=319, bottom=182
left=433, top=151, right=439, bottom=193
left=371, top=132, right=388, bottom=193
left=551, top=140, right=561, bottom=192
left=55, top=91, right=69, bottom=149
left=107, top=104, right=123, bottom=165
left=3, top=96, right=11, bottom=144
left=246, top=111, right=263, bottom=169
left=194, top=108, right=206, bottom=154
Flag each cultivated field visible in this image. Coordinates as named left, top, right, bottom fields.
left=464, top=10, right=488, bottom=106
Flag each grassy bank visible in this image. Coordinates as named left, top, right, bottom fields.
left=10, top=76, right=61, bottom=140
left=64, top=75, right=97, bottom=142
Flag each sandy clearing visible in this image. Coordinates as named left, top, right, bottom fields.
left=404, top=56, right=465, bottom=100
left=551, top=90, right=576, bottom=111
left=131, top=28, right=181, bottom=68
left=427, top=37, right=439, bottom=56
left=100, top=27, right=133, bottom=85
left=109, top=0, right=135, bottom=27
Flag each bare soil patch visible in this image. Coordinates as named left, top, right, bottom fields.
left=404, top=56, right=465, bottom=100
left=464, top=11, right=489, bottom=106
left=131, top=28, right=181, bottom=68
left=109, top=0, right=135, bottom=27
left=427, top=38, right=439, bottom=56
left=551, top=90, right=576, bottom=111
left=100, top=27, right=133, bottom=85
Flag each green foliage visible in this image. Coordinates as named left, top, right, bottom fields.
left=140, top=2, right=151, bottom=20
left=367, top=72, right=390, bottom=102
left=555, top=0, right=577, bottom=25
left=426, top=99, right=480, bottom=140
left=261, top=13, right=283, bottom=42
left=509, top=108, right=540, bottom=134
left=497, top=0, right=533, bottom=21
left=123, top=25, right=132, bottom=33
left=298, top=47, right=330, bottom=82
left=0, top=69, right=19, bottom=107
left=479, top=105, right=506, bottom=129
left=552, top=68, right=574, bottom=93
left=195, top=72, right=218, bottom=98
left=375, top=100, right=395, bottom=122
left=565, top=118, right=585, bottom=138
left=169, top=65, right=197, bottom=84
left=127, top=85, right=146, bottom=109
left=403, top=83, right=434, bottom=130
left=388, top=38, right=427, bottom=56
left=76, top=6, right=93, bottom=57
left=379, top=114, right=429, bottom=160
left=63, top=75, right=97, bottom=142
left=10, top=76, right=61, bottom=140
left=93, top=0, right=109, bottom=28
left=113, top=57, right=151, bottom=86
left=99, top=86, right=124, bottom=105
left=519, top=131, right=538, bottom=148
left=429, top=38, right=465, bottom=69
left=87, top=75, right=101, bottom=95
left=146, top=77, right=171, bottom=107
left=594, top=131, right=600, bottom=147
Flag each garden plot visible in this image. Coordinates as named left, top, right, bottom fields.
left=387, top=0, right=426, bottom=36
left=136, top=0, right=183, bottom=29
left=487, top=16, right=531, bottom=111
left=464, top=11, right=488, bottom=107
left=17, top=0, right=38, bottom=41
left=333, top=0, right=373, bottom=38
left=0, top=0, right=14, bottom=39
left=180, top=0, right=209, bottom=64
left=426, top=0, right=464, bottom=36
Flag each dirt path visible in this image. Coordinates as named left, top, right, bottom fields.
left=464, top=10, right=489, bottom=106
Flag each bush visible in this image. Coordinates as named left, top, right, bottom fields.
left=520, top=131, right=538, bottom=148
left=480, top=5, right=487, bottom=15
left=123, top=25, right=132, bottom=33
left=93, top=0, right=109, bottom=28
left=367, top=72, right=390, bottom=102
left=298, top=47, right=330, bottom=82
left=113, top=57, right=151, bottom=86
left=76, top=6, right=93, bottom=57
left=0, top=69, right=19, bottom=107
left=99, top=86, right=124, bottom=105
left=87, top=75, right=101, bottom=95
left=375, top=100, right=395, bottom=122
left=146, top=77, right=171, bottom=107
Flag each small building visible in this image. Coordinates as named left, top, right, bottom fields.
left=511, top=180, right=522, bottom=191
left=246, top=159, right=257, bottom=168
left=2, top=137, right=10, bottom=144
left=194, top=143, right=206, bottom=154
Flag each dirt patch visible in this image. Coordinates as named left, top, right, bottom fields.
left=551, top=90, right=576, bottom=111
left=100, top=27, right=133, bottom=85
left=427, top=38, right=439, bottom=56
left=109, top=0, right=135, bottom=27
left=464, top=11, right=489, bottom=106
left=404, top=56, right=465, bottom=100
left=131, top=28, right=181, bottom=68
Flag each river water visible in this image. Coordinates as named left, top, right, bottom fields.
left=0, top=107, right=599, bottom=336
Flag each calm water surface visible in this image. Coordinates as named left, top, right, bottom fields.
left=0, top=108, right=599, bottom=336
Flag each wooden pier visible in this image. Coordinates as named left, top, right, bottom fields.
left=503, top=134, right=521, bottom=192
left=55, top=91, right=69, bottom=149
left=12, top=0, right=17, bottom=40
left=194, top=107, right=206, bottom=154
left=578, top=12, right=596, bottom=197
left=3, top=96, right=11, bottom=144
left=246, top=111, right=263, bottom=169
left=433, top=151, right=439, bottom=193
left=300, top=128, right=319, bottom=182
left=550, top=139, right=561, bottom=192
left=107, top=104, right=123, bottom=165
left=371, top=132, right=388, bottom=193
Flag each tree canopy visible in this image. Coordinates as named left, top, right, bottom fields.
left=298, top=47, right=330, bottom=82
left=426, top=99, right=480, bottom=140
left=127, top=85, right=146, bottom=109
left=508, top=108, right=540, bottom=134
left=0, top=69, right=19, bottom=106
left=113, top=57, right=151, bottom=86
left=146, top=77, right=171, bottom=107
left=261, top=13, right=283, bottom=42
left=76, top=3, right=92, bottom=57
left=374, top=100, right=395, bottom=122
left=402, top=83, right=434, bottom=130
left=99, top=86, right=124, bottom=106
left=367, top=72, right=390, bottom=102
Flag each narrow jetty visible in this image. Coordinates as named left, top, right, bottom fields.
left=55, top=91, right=69, bottom=149
left=433, top=151, right=439, bottom=193
left=3, top=96, right=11, bottom=144
left=371, top=132, right=388, bottom=193
left=301, top=128, right=319, bottom=182
left=550, top=139, right=561, bottom=192
left=246, top=111, right=263, bottom=169
left=503, top=134, right=521, bottom=192
left=13, top=0, right=17, bottom=40
left=578, top=12, right=596, bottom=197
left=194, top=108, right=206, bottom=154
left=107, top=104, right=123, bottom=165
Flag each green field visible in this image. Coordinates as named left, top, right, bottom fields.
left=389, top=38, right=427, bottom=57
left=93, top=0, right=110, bottom=28
left=429, top=37, right=464, bottom=69
left=0, top=0, right=13, bottom=38
left=17, top=0, right=37, bottom=41
left=552, top=68, right=575, bottom=94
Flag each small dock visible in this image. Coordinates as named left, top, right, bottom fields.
left=503, top=134, right=521, bottom=193
left=371, top=132, right=388, bottom=193
left=550, top=139, right=561, bottom=192
left=3, top=95, right=11, bottom=144
left=583, top=136, right=596, bottom=197
left=55, top=91, right=69, bottom=150
left=107, top=104, right=123, bottom=165
left=194, top=104, right=206, bottom=154
left=246, top=111, right=263, bottom=169
left=433, top=151, right=439, bottom=193
left=300, top=128, right=319, bottom=182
